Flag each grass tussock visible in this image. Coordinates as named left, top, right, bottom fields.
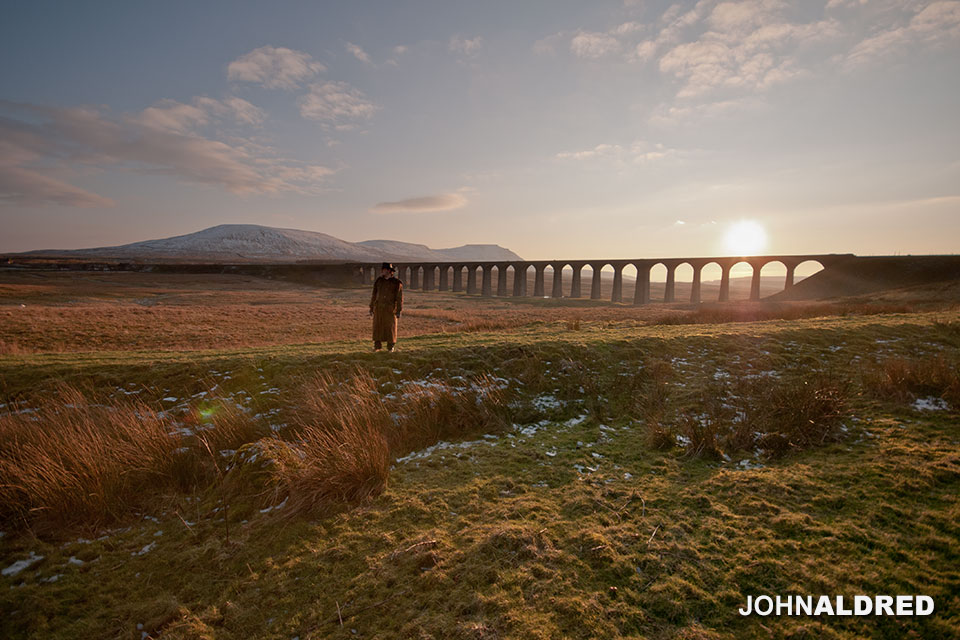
left=189, top=399, right=268, bottom=453
left=748, top=375, right=850, bottom=458
left=0, top=386, right=274, bottom=533
left=0, top=386, right=188, bottom=532
left=255, top=370, right=508, bottom=516
left=0, top=367, right=511, bottom=532
left=862, top=354, right=960, bottom=405
left=631, top=359, right=678, bottom=450
left=641, top=373, right=850, bottom=460
left=3, top=308, right=960, bottom=639
left=255, top=371, right=392, bottom=515
left=391, top=373, right=508, bottom=453
left=256, top=421, right=391, bottom=517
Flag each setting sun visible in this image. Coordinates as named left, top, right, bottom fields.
left=723, top=220, right=768, bottom=255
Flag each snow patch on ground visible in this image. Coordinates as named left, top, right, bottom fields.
left=3, top=552, right=44, bottom=577
left=259, top=497, right=288, bottom=514
left=913, top=396, right=950, bottom=412
left=531, top=394, right=565, bottom=412
left=564, top=414, right=588, bottom=428
left=394, top=438, right=496, bottom=464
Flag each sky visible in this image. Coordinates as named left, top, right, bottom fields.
left=1, top=0, right=959, bottom=260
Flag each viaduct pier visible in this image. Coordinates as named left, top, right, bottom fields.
left=356, top=254, right=854, bottom=304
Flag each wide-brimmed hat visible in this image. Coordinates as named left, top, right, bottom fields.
left=381, top=262, right=396, bottom=272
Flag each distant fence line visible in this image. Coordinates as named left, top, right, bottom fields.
left=356, top=254, right=853, bottom=304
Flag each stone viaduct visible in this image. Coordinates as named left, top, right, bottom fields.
left=354, top=254, right=853, bottom=304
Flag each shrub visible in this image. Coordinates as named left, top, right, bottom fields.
left=754, top=375, right=849, bottom=457
left=625, top=358, right=676, bottom=449
left=663, top=373, right=850, bottom=460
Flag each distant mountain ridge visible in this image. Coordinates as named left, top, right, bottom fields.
left=356, top=239, right=521, bottom=262
left=15, top=224, right=523, bottom=263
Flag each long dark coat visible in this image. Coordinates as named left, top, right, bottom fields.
left=370, top=276, right=403, bottom=342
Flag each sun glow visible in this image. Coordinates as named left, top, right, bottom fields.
left=723, top=220, right=768, bottom=255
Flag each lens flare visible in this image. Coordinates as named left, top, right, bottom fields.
left=723, top=220, right=768, bottom=255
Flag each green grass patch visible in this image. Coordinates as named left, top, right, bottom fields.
left=1, top=311, right=959, bottom=639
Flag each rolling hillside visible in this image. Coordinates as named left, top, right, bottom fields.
left=12, top=224, right=523, bottom=264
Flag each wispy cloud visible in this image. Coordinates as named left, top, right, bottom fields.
left=370, top=192, right=468, bottom=213
left=449, top=35, right=484, bottom=56
left=532, top=33, right=567, bottom=56
left=570, top=31, right=621, bottom=59
left=555, top=140, right=677, bottom=164
left=298, top=81, right=379, bottom=126
left=0, top=138, right=115, bottom=208
left=0, top=101, right=333, bottom=208
left=218, top=97, right=267, bottom=126
left=844, top=1, right=960, bottom=69
left=386, top=45, right=409, bottom=66
left=346, top=42, right=372, bottom=64
left=135, top=96, right=266, bottom=133
left=653, top=1, right=841, bottom=99
left=538, top=21, right=644, bottom=59
left=615, top=0, right=960, bottom=107
left=227, top=46, right=326, bottom=89
left=648, top=96, right=762, bottom=126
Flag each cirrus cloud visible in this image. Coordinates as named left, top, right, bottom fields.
left=346, top=42, right=372, bottom=64
left=844, top=0, right=960, bottom=69
left=556, top=140, right=677, bottom=164
left=227, top=46, right=326, bottom=89
left=449, top=36, right=484, bottom=56
left=0, top=100, right=333, bottom=208
left=370, top=192, right=468, bottom=213
left=135, top=96, right=266, bottom=133
left=570, top=31, right=621, bottom=59
left=298, top=81, right=379, bottom=125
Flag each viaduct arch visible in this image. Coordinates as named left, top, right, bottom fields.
left=357, top=254, right=849, bottom=304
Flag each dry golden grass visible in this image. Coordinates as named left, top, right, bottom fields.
left=0, top=270, right=863, bottom=354
left=254, top=372, right=392, bottom=515
left=863, top=353, right=960, bottom=405
left=2, top=309, right=959, bottom=639
left=0, top=386, right=190, bottom=532
left=631, top=366, right=851, bottom=460
left=652, top=301, right=921, bottom=325
left=389, top=373, right=508, bottom=454
left=0, top=367, right=510, bottom=532
left=254, top=370, right=508, bottom=517
left=0, top=340, right=29, bottom=356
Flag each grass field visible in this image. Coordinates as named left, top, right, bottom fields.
left=0, top=270, right=821, bottom=355
left=1, top=271, right=958, bottom=639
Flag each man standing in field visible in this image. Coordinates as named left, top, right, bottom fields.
left=369, top=262, right=403, bottom=352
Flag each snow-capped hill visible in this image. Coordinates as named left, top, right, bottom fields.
left=435, top=244, right=522, bottom=261
left=16, top=224, right=523, bottom=263
left=356, top=239, right=441, bottom=260
left=358, top=240, right=521, bottom=262
left=115, top=224, right=385, bottom=261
